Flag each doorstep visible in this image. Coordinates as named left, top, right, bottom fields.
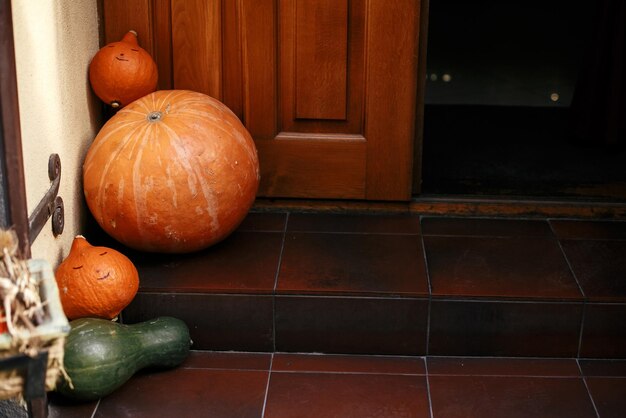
left=84, top=211, right=626, bottom=358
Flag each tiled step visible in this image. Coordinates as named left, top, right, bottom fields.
left=49, top=352, right=626, bottom=417
left=86, top=212, right=626, bottom=358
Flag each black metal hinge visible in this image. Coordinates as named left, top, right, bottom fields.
left=27, top=154, right=64, bottom=243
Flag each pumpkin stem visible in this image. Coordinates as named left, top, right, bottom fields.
left=71, top=236, right=92, bottom=253
left=121, top=30, right=139, bottom=46
left=147, top=111, right=163, bottom=123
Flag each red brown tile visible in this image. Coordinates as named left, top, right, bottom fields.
left=272, top=353, right=425, bottom=375
left=580, top=303, right=626, bottom=358
left=287, top=213, right=421, bottom=234
left=429, top=375, right=597, bottom=418
left=550, top=219, right=626, bottom=240
left=427, top=357, right=581, bottom=377
left=237, top=212, right=287, bottom=232
left=48, top=393, right=98, bottom=418
left=264, top=372, right=430, bottom=418
left=275, top=296, right=428, bottom=355
left=424, top=235, right=582, bottom=300
left=95, top=367, right=268, bottom=418
left=421, top=217, right=553, bottom=237
left=181, top=351, right=272, bottom=371
left=560, top=239, right=626, bottom=301
left=131, top=231, right=283, bottom=294
left=584, top=377, right=626, bottom=418
left=428, top=300, right=583, bottom=357
left=579, top=359, right=626, bottom=377
left=277, top=233, right=428, bottom=296
left=123, top=293, right=274, bottom=352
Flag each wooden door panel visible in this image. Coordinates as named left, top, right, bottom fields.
left=257, top=134, right=366, bottom=198
left=279, top=0, right=365, bottom=135
left=364, top=0, right=420, bottom=200
left=171, top=0, right=222, bottom=99
left=102, top=0, right=420, bottom=201
left=294, top=0, right=348, bottom=120
left=239, top=0, right=278, bottom=139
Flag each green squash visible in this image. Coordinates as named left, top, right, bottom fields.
left=57, top=316, right=191, bottom=401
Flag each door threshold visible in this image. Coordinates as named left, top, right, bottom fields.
left=410, top=195, right=626, bottom=219
left=253, top=196, right=626, bottom=220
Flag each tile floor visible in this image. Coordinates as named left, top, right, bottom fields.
left=49, top=351, right=626, bottom=417
left=50, top=212, right=626, bottom=417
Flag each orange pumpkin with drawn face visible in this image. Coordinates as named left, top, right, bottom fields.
left=55, top=236, right=139, bottom=320
left=89, top=30, right=158, bottom=108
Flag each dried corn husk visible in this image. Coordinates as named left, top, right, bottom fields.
left=0, top=229, right=69, bottom=400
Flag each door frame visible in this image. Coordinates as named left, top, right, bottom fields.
left=0, top=0, right=31, bottom=257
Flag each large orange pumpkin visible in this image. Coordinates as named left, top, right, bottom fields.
left=83, top=90, right=260, bottom=253
left=89, top=30, right=158, bottom=108
left=55, top=236, right=139, bottom=320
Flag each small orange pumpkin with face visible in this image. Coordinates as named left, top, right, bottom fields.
left=55, top=236, right=139, bottom=320
left=89, top=30, right=158, bottom=108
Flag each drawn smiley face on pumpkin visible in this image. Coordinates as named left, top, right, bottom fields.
left=88, top=30, right=158, bottom=108
left=106, top=43, right=140, bottom=63
left=71, top=250, right=114, bottom=281
left=55, top=236, right=139, bottom=320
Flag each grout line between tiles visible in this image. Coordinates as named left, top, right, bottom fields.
left=576, top=359, right=601, bottom=418
left=429, top=297, right=584, bottom=305
left=270, top=371, right=427, bottom=378
left=271, top=213, right=289, bottom=352
left=181, top=366, right=270, bottom=372
left=419, top=231, right=433, bottom=296
left=550, top=222, right=587, bottom=299
left=425, top=354, right=580, bottom=361
left=551, top=220, right=589, bottom=358
left=424, top=358, right=435, bottom=418
left=286, top=230, right=422, bottom=236
left=424, top=373, right=582, bottom=379
left=577, top=302, right=587, bottom=358
left=421, top=233, right=554, bottom=239
left=261, top=353, right=275, bottom=418
left=275, top=351, right=425, bottom=359
left=90, top=398, right=101, bottom=418
left=419, top=226, right=434, bottom=356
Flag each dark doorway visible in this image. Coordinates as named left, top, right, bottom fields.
left=421, top=0, right=626, bottom=200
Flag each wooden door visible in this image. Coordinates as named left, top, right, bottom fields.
left=102, top=0, right=420, bottom=201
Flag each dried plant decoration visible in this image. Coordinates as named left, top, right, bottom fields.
left=0, top=229, right=47, bottom=355
left=0, top=229, right=70, bottom=399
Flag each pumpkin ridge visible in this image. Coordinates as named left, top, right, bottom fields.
left=121, top=109, right=150, bottom=118
left=155, top=90, right=188, bottom=110
left=171, top=109, right=256, bottom=155
left=125, top=96, right=152, bottom=114
left=94, top=123, right=152, bottom=226
left=159, top=122, right=221, bottom=236
left=152, top=124, right=179, bottom=209
left=160, top=123, right=199, bottom=197
left=83, top=120, right=144, bottom=171
left=131, top=130, right=152, bottom=245
left=169, top=109, right=222, bottom=122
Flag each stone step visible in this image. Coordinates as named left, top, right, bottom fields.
left=85, top=212, right=626, bottom=358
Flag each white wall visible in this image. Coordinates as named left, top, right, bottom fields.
left=12, top=0, right=101, bottom=266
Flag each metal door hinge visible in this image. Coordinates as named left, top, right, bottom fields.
left=28, top=154, right=64, bottom=243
